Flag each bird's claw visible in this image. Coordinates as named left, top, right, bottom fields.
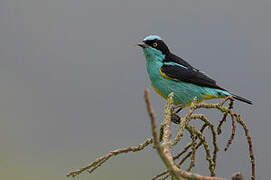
left=171, top=113, right=181, bottom=124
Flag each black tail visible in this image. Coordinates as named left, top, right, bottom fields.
left=232, top=94, right=253, bottom=105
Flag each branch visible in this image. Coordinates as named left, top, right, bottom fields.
left=145, top=89, right=231, bottom=180
left=145, top=89, right=183, bottom=180
left=152, top=125, right=209, bottom=180
left=235, top=114, right=255, bottom=180
left=66, top=138, right=153, bottom=177
left=190, top=114, right=218, bottom=169
left=67, top=90, right=254, bottom=180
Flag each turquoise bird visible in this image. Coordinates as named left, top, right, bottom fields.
left=138, top=35, right=252, bottom=115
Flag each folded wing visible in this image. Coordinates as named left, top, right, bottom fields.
left=161, top=53, right=225, bottom=90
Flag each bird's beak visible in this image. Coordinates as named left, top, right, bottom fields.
left=137, top=42, right=149, bottom=48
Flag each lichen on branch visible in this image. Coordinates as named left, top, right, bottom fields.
left=67, top=89, right=255, bottom=180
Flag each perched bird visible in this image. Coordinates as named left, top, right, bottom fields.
left=138, top=35, right=252, bottom=109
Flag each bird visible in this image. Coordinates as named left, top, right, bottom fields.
left=137, top=35, right=252, bottom=112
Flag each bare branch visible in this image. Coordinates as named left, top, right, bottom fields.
left=186, top=128, right=196, bottom=172
left=66, top=138, right=153, bottom=177
left=224, top=113, right=236, bottom=151
left=145, top=90, right=183, bottom=180
left=190, top=114, right=218, bottom=167
left=235, top=114, right=255, bottom=180
left=67, top=91, right=254, bottom=180
left=186, top=125, right=215, bottom=176
left=145, top=90, right=234, bottom=180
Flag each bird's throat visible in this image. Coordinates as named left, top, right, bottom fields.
left=146, top=59, right=163, bottom=83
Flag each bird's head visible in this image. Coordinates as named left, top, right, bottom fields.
left=138, top=35, right=170, bottom=61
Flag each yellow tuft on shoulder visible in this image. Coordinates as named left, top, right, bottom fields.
left=159, top=68, right=179, bottom=81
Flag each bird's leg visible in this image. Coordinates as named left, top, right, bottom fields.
left=175, top=107, right=183, bottom=113
left=171, top=113, right=181, bottom=124
left=171, top=105, right=183, bottom=124
left=173, top=104, right=183, bottom=112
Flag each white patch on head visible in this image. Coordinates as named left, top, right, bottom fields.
left=144, top=35, right=162, bottom=41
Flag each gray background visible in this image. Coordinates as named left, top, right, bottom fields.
left=0, top=0, right=270, bottom=179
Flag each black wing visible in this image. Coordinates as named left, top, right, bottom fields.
left=161, top=53, right=225, bottom=90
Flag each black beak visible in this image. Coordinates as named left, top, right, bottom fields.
left=137, top=42, right=149, bottom=48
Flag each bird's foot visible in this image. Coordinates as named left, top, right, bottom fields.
left=170, top=106, right=183, bottom=124
left=171, top=113, right=181, bottom=124
left=173, top=104, right=184, bottom=112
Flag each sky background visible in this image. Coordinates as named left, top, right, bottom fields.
left=0, top=0, right=270, bottom=179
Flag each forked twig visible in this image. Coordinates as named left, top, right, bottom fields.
left=67, top=90, right=254, bottom=180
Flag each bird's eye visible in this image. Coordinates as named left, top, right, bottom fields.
left=153, top=42, right=158, bottom=47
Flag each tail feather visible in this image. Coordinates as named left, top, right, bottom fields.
left=232, top=94, right=253, bottom=105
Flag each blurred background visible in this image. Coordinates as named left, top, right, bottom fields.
left=0, top=0, right=270, bottom=179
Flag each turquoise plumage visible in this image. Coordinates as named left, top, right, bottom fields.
left=144, top=45, right=230, bottom=106
left=138, top=35, right=252, bottom=107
